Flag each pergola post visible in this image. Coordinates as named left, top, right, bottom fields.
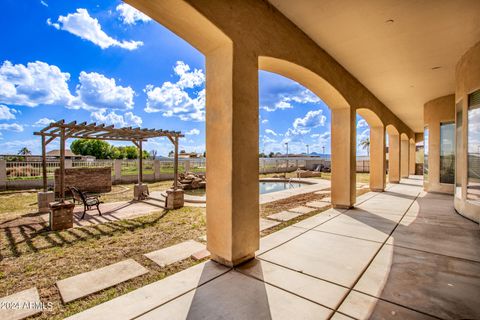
left=59, top=127, right=66, bottom=201
left=138, top=140, right=143, bottom=184
left=174, top=136, right=179, bottom=190
left=37, top=134, right=54, bottom=213
left=42, top=135, right=47, bottom=192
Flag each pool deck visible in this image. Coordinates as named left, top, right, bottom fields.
left=166, top=178, right=332, bottom=207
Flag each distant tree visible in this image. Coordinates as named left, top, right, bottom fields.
left=202, top=151, right=206, bottom=158
left=259, top=152, right=266, bottom=158
left=149, top=150, right=158, bottom=160
left=268, top=151, right=275, bottom=158
left=18, top=147, right=32, bottom=156
left=70, top=139, right=149, bottom=159
left=168, top=150, right=174, bottom=158
left=360, top=137, right=370, bottom=156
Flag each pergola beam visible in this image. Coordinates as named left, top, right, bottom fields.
left=35, top=119, right=184, bottom=202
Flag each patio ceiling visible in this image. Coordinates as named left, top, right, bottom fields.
left=268, top=0, right=480, bottom=132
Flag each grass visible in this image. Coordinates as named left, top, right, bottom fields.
left=0, top=206, right=207, bottom=319
left=0, top=175, right=373, bottom=319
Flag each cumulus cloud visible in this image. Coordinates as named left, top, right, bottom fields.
left=185, top=128, right=200, bottom=135
left=0, top=123, right=24, bottom=132
left=0, top=60, right=73, bottom=107
left=73, top=71, right=135, bottom=110
left=47, top=8, right=143, bottom=50
left=0, top=105, right=17, bottom=120
left=261, top=88, right=321, bottom=112
left=261, top=119, right=269, bottom=124
left=357, top=119, right=368, bottom=128
left=293, top=109, right=326, bottom=130
left=90, top=109, right=142, bottom=127
left=116, top=3, right=152, bottom=25
left=144, top=61, right=205, bottom=121
left=33, top=118, right=55, bottom=127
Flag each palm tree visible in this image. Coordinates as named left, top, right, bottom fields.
left=18, top=147, right=32, bottom=156
left=360, top=137, right=370, bottom=156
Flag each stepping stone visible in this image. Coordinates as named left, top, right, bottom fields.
left=0, top=288, right=42, bottom=320
left=56, top=259, right=148, bottom=303
left=191, top=249, right=210, bottom=261
left=305, top=201, right=331, bottom=209
left=145, top=240, right=205, bottom=267
left=319, top=197, right=331, bottom=203
left=199, top=235, right=207, bottom=242
left=288, top=206, right=316, bottom=214
left=314, top=190, right=330, bottom=195
left=267, top=211, right=303, bottom=222
left=260, top=218, right=281, bottom=231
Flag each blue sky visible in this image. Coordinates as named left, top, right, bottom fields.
left=0, top=0, right=369, bottom=156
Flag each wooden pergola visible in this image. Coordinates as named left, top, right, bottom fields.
left=34, top=120, right=184, bottom=201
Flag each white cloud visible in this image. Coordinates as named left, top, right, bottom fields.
left=261, top=88, right=321, bottom=112
left=265, top=129, right=277, bottom=136
left=47, top=8, right=143, bottom=50
left=261, top=119, right=268, bottom=124
left=357, top=119, right=368, bottom=128
left=73, top=71, right=135, bottom=110
left=116, top=3, right=152, bottom=25
left=0, top=139, right=40, bottom=154
left=90, top=109, right=142, bottom=127
left=0, top=60, right=73, bottom=107
left=293, top=109, right=326, bottom=130
left=261, top=100, right=293, bottom=112
left=144, top=61, right=205, bottom=121
left=33, top=118, right=55, bottom=127
left=185, top=128, right=200, bottom=135
left=0, top=105, right=17, bottom=120
left=0, top=123, right=24, bottom=132
left=40, top=1, right=48, bottom=7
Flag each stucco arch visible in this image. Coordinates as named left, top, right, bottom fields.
left=386, top=124, right=400, bottom=136
left=259, top=57, right=350, bottom=109
left=401, top=133, right=409, bottom=140
left=356, top=108, right=384, bottom=128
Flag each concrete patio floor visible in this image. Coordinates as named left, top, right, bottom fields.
left=68, top=177, right=480, bottom=320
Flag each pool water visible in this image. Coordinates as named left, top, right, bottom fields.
left=184, top=181, right=306, bottom=196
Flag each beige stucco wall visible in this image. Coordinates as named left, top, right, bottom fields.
left=125, top=0, right=417, bottom=265
left=454, top=41, right=480, bottom=222
left=423, top=95, right=455, bottom=194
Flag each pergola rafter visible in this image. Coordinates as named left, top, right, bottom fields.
left=34, top=119, right=184, bottom=201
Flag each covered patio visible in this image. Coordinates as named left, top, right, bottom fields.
left=67, top=177, right=480, bottom=319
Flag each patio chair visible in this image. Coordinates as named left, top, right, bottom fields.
left=68, top=187, right=103, bottom=219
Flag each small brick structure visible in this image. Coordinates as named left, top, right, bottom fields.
left=296, top=170, right=322, bottom=178
left=49, top=201, right=75, bottom=231
left=55, top=167, right=112, bottom=197
left=166, top=189, right=184, bottom=209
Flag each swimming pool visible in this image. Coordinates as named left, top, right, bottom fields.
left=184, top=181, right=307, bottom=196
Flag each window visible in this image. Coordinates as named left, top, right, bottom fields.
left=467, top=90, right=480, bottom=203
left=440, top=122, right=455, bottom=184
left=455, top=101, right=462, bottom=198
left=424, top=126, right=429, bottom=182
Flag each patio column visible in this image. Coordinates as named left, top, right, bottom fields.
left=369, top=126, right=386, bottom=191
left=206, top=45, right=259, bottom=267
left=388, top=133, right=401, bottom=183
left=401, top=138, right=409, bottom=178
left=409, top=140, right=416, bottom=175
left=331, top=107, right=356, bottom=208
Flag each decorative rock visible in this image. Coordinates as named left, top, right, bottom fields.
left=56, top=259, right=149, bottom=303
left=49, top=201, right=75, bottom=231
left=0, top=287, right=42, bottom=320
left=144, top=240, right=205, bottom=267
left=166, top=189, right=184, bottom=209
